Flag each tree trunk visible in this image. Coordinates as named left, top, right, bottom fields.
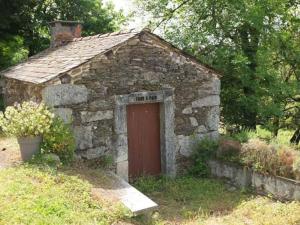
left=290, top=128, right=300, bottom=145
left=273, top=117, right=280, bottom=137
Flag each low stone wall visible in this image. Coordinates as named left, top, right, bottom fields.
left=208, top=160, right=300, bottom=201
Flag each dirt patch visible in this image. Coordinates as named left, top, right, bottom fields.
left=0, top=137, right=21, bottom=168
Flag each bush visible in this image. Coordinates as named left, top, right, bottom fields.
left=277, top=146, right=297, bottom=178
left=41, top=117, right=76, bottom=164
left=0, top=101, right=54, bottom=137
left=188, top=138, right=219, bottom=177
left=217, top=138, right=242, bottom=162
left=240, top=138, right=299, bottom=178
left=293, top=157, right=300, bottom=181
left=240, top=139, right=279, bottom=174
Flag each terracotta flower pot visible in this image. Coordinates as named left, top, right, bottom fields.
left=17, top=136, right=42, bottom=161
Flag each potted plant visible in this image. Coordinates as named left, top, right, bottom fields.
left=0, top=101, right=54, bottom=161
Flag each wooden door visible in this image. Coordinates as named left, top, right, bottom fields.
left=127, top=103, right=161, bottom=179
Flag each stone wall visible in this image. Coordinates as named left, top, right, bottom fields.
left=5, top=32, right=220, bottom=175
left=209, top=160, right=300, bottom=201
left=4, top=79, right=45, bottom=106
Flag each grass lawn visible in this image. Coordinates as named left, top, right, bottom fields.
left=0, top=164, right=130, bottom=225
left=1, top=165, right=300, bottom=225
left=0, top=137, right=300, bottom=225
left=132, top=177, right=300, bottom=225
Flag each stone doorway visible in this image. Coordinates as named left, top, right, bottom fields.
left=114, top=90, right=176, bottom=181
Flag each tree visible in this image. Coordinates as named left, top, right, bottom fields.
left=0, top=0, right=127, bottom=70
left=136, top=0, right=300, bottom=134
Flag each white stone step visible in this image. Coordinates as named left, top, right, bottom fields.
left=93, top=172, right=158, bottom=215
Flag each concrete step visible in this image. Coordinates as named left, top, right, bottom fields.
left=93, top=172, right=158, bottom=215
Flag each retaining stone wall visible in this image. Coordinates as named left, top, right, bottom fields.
left=208, top=160, right=300, bottom=201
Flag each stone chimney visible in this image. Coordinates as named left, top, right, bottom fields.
left=49, top=20, right=82, bottom=47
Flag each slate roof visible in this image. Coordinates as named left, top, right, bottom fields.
left=2, top=30, right=139, bottom=84
left=1, top=29, right=219, bottom=84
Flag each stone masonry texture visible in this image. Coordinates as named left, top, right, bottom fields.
left=3, top=31, right=220, bottom=173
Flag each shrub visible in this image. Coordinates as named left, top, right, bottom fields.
left=293, top=156, right=300, bottom=181
left=188, top=138, right=219, bottom=177
left=217, top=138, right=242, bottom=162
left=0, top=101, right=54, bottom=137
left=277, top=146, right=297, bottom=178
left=240, top=139, right=279, bottom=175
left=240, top=139, right=298, bottom=178
left=41, top=117, right=76, bottom=164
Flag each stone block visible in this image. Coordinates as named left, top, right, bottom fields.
left=189, top=117, right=198, bottom=127
left=177, top=135, right=193, bottom=157
left=178, top=131, right=219, bottom=157
left=81, top=147, right=107, bottom=159
left=42, top=84, right=88, bottom=106
left=196, top=125, right=207, bottom=133
left=211, top=77, right=221, bottom=94
left=293, top=188, right=300, bottom=201
left=276, top=178, right=294, bottom=200
left=73, top=126, right=93, bottom=150
left=81, top=110, right=113, bottom=123
left=208, top=131, right=219, bottom=140
left=115, top=134, right=128, bottom=162
left=206, top=106, right=220, bottom=131
left=116, top=160, right=129, bottom=181
left=88, top=99, right=111, bottom=111
left=182, top=106, right=192, bottom=114
left=252, top=172, right=265, bottom=190
left=192, top=95, right=220, bottom=108
left=114, top=105, right=127, bottom=134
left=53, top=108, right=73, bottom=123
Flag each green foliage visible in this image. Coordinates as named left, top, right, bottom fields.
left=0, top=164, right=129, bottom=224
left=98, top=155, right=114, bottom=169
left=0, top=35, right=29, bottom=69
left=137, top=0, right=300, bottom=135
left=0, top=0, right=127, bottom=70
left=0, top=102, right=54, bottom=137
left=40, top=153, right=62, bottom=168
left=229, top=130, right=258, bottom=143
left=188, top=138, right=219, bottom=177
left=227, top=127, right=297, bottom=147
left=134, top=176, right=245, bottom=205
left=41, top=117, right=76, bottom=164
left=133, top=175, right=168, bottom=193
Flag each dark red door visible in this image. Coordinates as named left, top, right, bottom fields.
left=127, top=103, right=161, bottom=179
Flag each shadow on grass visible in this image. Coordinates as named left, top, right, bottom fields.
left=56, top=161, right=251, bottom=225
left=54, top=161, right=250, bottom=224
left=129, top=176, right=251, bottom=225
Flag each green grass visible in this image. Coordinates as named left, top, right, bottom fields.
left=0, top=164, right=129, bottom=225
left=132, top=176, right=300, bottom=225
left=1, top=145, right=300, bottom=225
left=1, top=165, right=300, bottom=225
left=226, top=126, right=297, bottom=148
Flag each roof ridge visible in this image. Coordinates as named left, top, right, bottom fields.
left=72, top=28, right=140, bottom=42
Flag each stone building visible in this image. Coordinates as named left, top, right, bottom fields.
left=1, top=21, right=220, bottom=180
